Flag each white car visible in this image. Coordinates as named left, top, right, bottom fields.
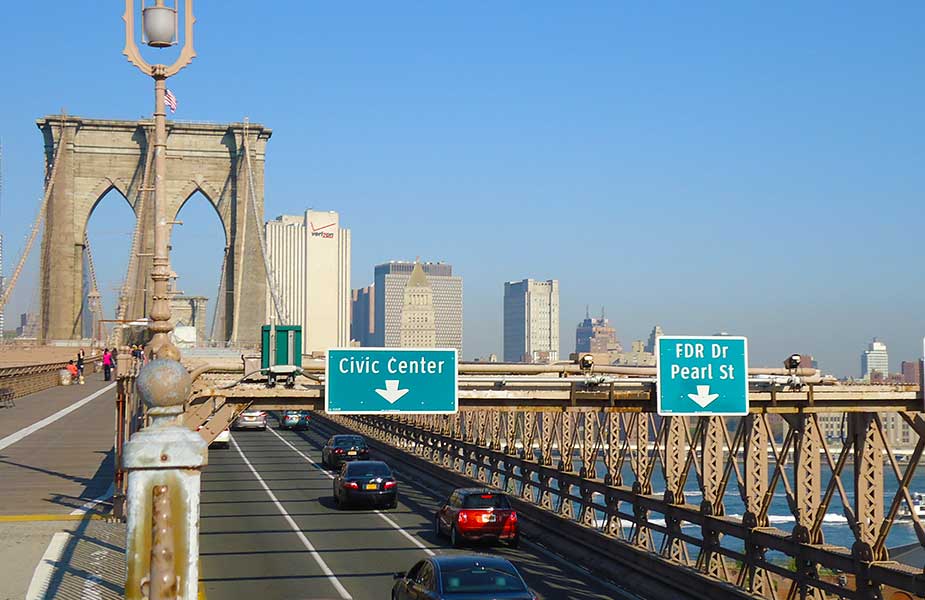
left=233, top=409, right=268, bottom=431
left=195, top=422, right=230, bottom=449
left=213, top=428, right=231, bottom=448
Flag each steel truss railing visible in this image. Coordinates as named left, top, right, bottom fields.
left=331, top=407, right=925, bottom=600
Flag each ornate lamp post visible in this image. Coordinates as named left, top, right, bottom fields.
left=123, top=0, right=196, bottom=360
left=121, top=4, right=207, bottom=600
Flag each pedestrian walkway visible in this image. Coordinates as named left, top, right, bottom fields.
left=0, top=376, right=112, bottom=441
left=0, top=376, right=123, bottom=599
left=1, top=517, right=125, bottom=600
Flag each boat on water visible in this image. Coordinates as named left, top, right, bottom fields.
left=898, top=492, right=925, bottom=519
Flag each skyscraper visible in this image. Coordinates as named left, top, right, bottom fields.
left=575, top=308, right=621, bottom=354
left=503, top=279, right=559, bottom=363
left=265, top=210, right=351, bottom=355
left=861, top=338, right=889, bottom=381
left=645, top=325, right=664, bottom=354
left=350, top=285, right=375, bottom=346
left=400, top=261, right=436, bottom=347
left=371, top=260, right=462, bottom=352
left=901, top=360, right=922, bottom=385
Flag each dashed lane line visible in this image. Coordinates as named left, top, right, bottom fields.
left=267, top=427, right=435, bottom=556
left=230, top=434, right=353, bottom=600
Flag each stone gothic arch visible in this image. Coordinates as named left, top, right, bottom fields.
left=37, top=115, right=271, bottom=346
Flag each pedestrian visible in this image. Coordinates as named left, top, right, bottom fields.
left=66, top=360, right=79, bottom=383
left=76, top=348, right=85, bottom=378
left=102, top=348, right=113, bottom=382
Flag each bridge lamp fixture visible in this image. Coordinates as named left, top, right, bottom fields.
left=578, top=354, right=594, bottom=373
left=142, top=1, right=178, bottom=48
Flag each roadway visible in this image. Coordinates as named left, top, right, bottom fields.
left=201, top=418, right=626, bottom=600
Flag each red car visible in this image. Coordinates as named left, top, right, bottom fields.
left=434, top=488, right=519, bottom=548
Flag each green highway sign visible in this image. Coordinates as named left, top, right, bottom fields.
left=657, top=336, right=748, bottom=416
left=326, top=348, right=458, bottom=414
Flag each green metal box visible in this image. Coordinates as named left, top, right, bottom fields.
left=260, top=325, right=302, bottom=369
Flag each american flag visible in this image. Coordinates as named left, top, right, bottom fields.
left=164, top=89, right=178, bottom=113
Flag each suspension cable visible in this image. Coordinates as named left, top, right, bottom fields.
left=116, top=127, right=156, bottom=323
left=242, top=118, right=287, bottom=324
left=0, top=118, right=66, bottom=314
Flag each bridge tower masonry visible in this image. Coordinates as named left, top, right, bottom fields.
left=36, top=115, right=270, bottom=346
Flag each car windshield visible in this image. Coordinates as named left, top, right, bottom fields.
left=346, top=463, right=391, bottom=478
left=334, top=437, right=364, bottom=448
left=463, top=493, right=511, bottom=509
left=440, top=564, right=526, bottom=593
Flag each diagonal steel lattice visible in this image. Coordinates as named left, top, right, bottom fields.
left=329, top=404, right=925, bottom=600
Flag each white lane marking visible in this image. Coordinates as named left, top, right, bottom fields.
left=374, top=510, right=435, bottom=557
left=0, top=383, right=116, bottom=452
left=231, top=435, right=352, bottom=600
left=25, top=531, right=69, bottom=600
left=70, top=482, right=115, bottom=516
left=268, top=427, right=435, bottom=556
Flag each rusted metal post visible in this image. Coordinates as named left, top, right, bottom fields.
left=113, top=346, right=137, bottom=520
left=124, top=359, right=207, bottom=600
left=146, top=485, right=177, bottom=599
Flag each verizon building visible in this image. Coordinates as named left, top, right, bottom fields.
left=265, top=210, right=351, bottom=355
left=371, top=260, right=462, bottom=352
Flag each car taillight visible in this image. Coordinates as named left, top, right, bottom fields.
left=334, top=448, right=345, bottom=454
left=384, top=480, right=397, bottom=490
left=344, top=481, right=359, bottom=490
left=458, top=510, right=471, bottom=524
left=509, top=511, right=518, bottom=523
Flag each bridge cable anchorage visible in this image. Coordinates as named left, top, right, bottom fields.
left=113, top=125, right=156, bottom=341
left=242, top=118, right=287, bottom=325
left=0, top=116, right=67, bottom=315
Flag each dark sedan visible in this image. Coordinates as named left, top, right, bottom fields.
left=392, top=555, right=536, bottom=600
left=321, top=434, right=369, bottom=468
left=333, top=460, right=397, bottom=509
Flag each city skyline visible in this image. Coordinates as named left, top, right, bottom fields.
left=0, top=3, right=923, bottom=376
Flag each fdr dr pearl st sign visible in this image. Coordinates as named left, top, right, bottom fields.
left=656, top=336, right=749, bottom=416
left=326, top=348, right=459, bottom=414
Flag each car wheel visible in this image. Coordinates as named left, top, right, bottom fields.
left=434, top=515, right=443, bottom=538
left=451, top=525, right=462, bottom=548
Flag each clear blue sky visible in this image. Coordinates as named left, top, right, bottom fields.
left=1, top=2, right=923, bottom=376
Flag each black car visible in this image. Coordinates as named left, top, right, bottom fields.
left=333, top=460, right=397, bottom=509
left=392, top=555, right=536, bottom=600
left=321, top=434, right=369, bottom=468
